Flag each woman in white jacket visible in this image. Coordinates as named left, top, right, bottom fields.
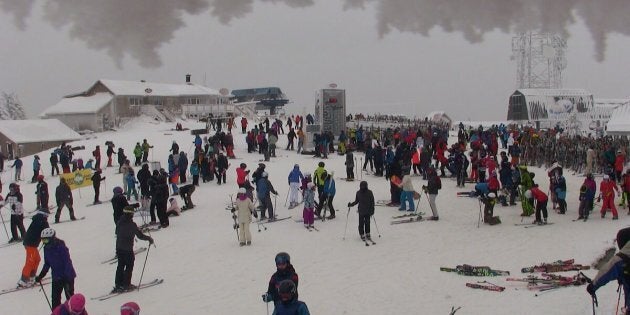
left=235, top=188, right=256, bottom=246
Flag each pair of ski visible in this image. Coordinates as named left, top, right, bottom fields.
left=0, top=240, right=22, bottom=249
left=514, top=222, right=554, bottom=228
left=521, top=259, right=590, bottom=273
left=91, top=279, right=164, bottom=301
left=466, top=281, right=505, bottom=292
left=441, top=265, right=510, bottom=276
left=0, top=277, right=52, bottom=296
left=305, top=225, right=319, bottom=232
left=255, top=216, right=291, bottom=224
left=53, top=216, right=86, bottom=225
left=100, top=247, right=148, bottom=265
left=362, top=237, right=376, bottom=246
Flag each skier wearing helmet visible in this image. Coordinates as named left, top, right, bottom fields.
left=6, top=183, right=25, bottom=243
left=263, top=252, right=299, bottom=307
left=35, top=174, right=49, bottom=211
left=111, top=186, right=129, bottom=224
left=35, top=228, right=77, bottom=309
left=272, top=280, right=310, bottom=315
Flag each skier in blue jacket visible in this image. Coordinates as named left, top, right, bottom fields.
left=35, top=228, right=76, bottom=309
left=588, top=227, right=630, bottom=314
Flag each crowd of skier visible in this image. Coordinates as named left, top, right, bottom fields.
left=4, top=112, right=630, bottom=314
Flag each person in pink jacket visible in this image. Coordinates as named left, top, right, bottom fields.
left=51, top=293, right=87, bottom=315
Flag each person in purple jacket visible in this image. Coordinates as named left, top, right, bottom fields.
left=35, top=228, right=77, bottom=309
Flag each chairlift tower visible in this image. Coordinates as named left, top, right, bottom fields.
left=511, top=32, right=567, bottom=89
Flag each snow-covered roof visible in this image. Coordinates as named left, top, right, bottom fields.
left=515, top=88, right=592, bottom=97
left=607, top=104, right=630, bottom=134
left=426, top=111, right=452, bottom=124
left=40, top=93, right=113, bottom=116
left=99, top=79, right=221, bottom=96
left=0, top=119, right=81, bottom=143
left=594, top=98, right=630, bottom=107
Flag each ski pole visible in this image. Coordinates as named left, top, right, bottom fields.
left=342, top=207, right=351, bottom=240
left=284, top=187, right=290, bottom=207
left=616, top=284, right=622, bottom=315
left=477, top=198, right=483, bottom=228
left=372, top=215, right=381, bottom=238
left=138, top=242, right=154, bottom=291
left=0, top=206, right=11, bottom=241
left=38, top=279, right=52, bottom=310
left=273, top=194, right=277, bottom=216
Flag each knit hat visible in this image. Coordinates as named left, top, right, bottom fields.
left=123, top=206, right=135, bottom=214
left=68, top=293, right=86, bottom=313
left=238, top=188, right=246, bottom=194
left=120, top=301, right=140, bottom=315
left=617, top=227, right=630, bottom=249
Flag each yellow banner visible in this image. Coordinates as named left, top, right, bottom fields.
left=60, top=169, right=93, bottom=190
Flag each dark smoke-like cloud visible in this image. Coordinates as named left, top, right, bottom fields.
left=2, top=0, right=628, bottom=67
left=0, top=0, right=35, bottom=30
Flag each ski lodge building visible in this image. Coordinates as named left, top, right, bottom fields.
left=40, top=76, right=231, bottom=132
left=0, top=119, right=81, bottom=159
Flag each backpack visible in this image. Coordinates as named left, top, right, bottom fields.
left=616, top=252, right=630, bottom=282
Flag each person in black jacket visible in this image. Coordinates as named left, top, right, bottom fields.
left=347, top=181, right=375, bottom=242
left=111, top=187, right=129, bottom=225
left=136, top=164, right=151, bottom=209
left=50, top=152, right=59, bottom=176
left=179, top=184, right=196, bottom=210
left=18, top=209, right=49, bottom=287
left=91, top=169, right=106, bottom=205
left=36, top=175, right=49, bottom=211
left=263, top=252, right=299, bottom=308
left=54, top=179, right=76, bottom=223
left=216, top=152, right=229, bottom=185
left=147, top=170, right=159, bottom=224
left=112, top=206, right=153, bottom=293
left=154, top=175, right=170, bottom=228
left=423, top=167, right=442, bottom=220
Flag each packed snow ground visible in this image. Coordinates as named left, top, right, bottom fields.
left=0, top=117, right=624, bottom=314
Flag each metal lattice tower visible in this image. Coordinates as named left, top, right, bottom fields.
left=511, top=32, right=567, bottom=89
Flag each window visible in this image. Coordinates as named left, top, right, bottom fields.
left=129, top=97, right=142, bottom=106
left=186, top=98, right=200, bottom=105
left=153, top=98, right=163, bottom=106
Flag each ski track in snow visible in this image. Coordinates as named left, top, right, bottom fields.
left=0, top=117, right=621, bottom=314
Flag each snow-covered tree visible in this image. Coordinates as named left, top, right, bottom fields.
left=0, top=92, right=27, bottom=120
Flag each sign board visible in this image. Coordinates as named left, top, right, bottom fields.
left=60, top=169, right=93, bottom=190
left=315, top=89, right=346, bottom=139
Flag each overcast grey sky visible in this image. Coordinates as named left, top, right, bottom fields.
left=1, top=0, right=629, bottom=120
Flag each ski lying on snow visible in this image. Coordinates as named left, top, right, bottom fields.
left=255, top=216, right=291, bottom=224
left=441, top=265, right=510, bottom=276
left=465, top=282, right=505, bottom=292
left=305, top=226, right=319, bottom=232
left=92, top=279, right=163, bottom=301
left=392, top=212, right=425, bottom=219
left=391, top=217, right=424, bottom=224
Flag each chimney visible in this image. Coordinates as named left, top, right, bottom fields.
left=185, top=74, right=191, bottom=83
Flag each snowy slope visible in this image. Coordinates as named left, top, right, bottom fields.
left=0, top=117, right=622, bottom=314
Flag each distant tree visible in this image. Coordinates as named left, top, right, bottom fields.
left=0, top=92, right=26, bottom=120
